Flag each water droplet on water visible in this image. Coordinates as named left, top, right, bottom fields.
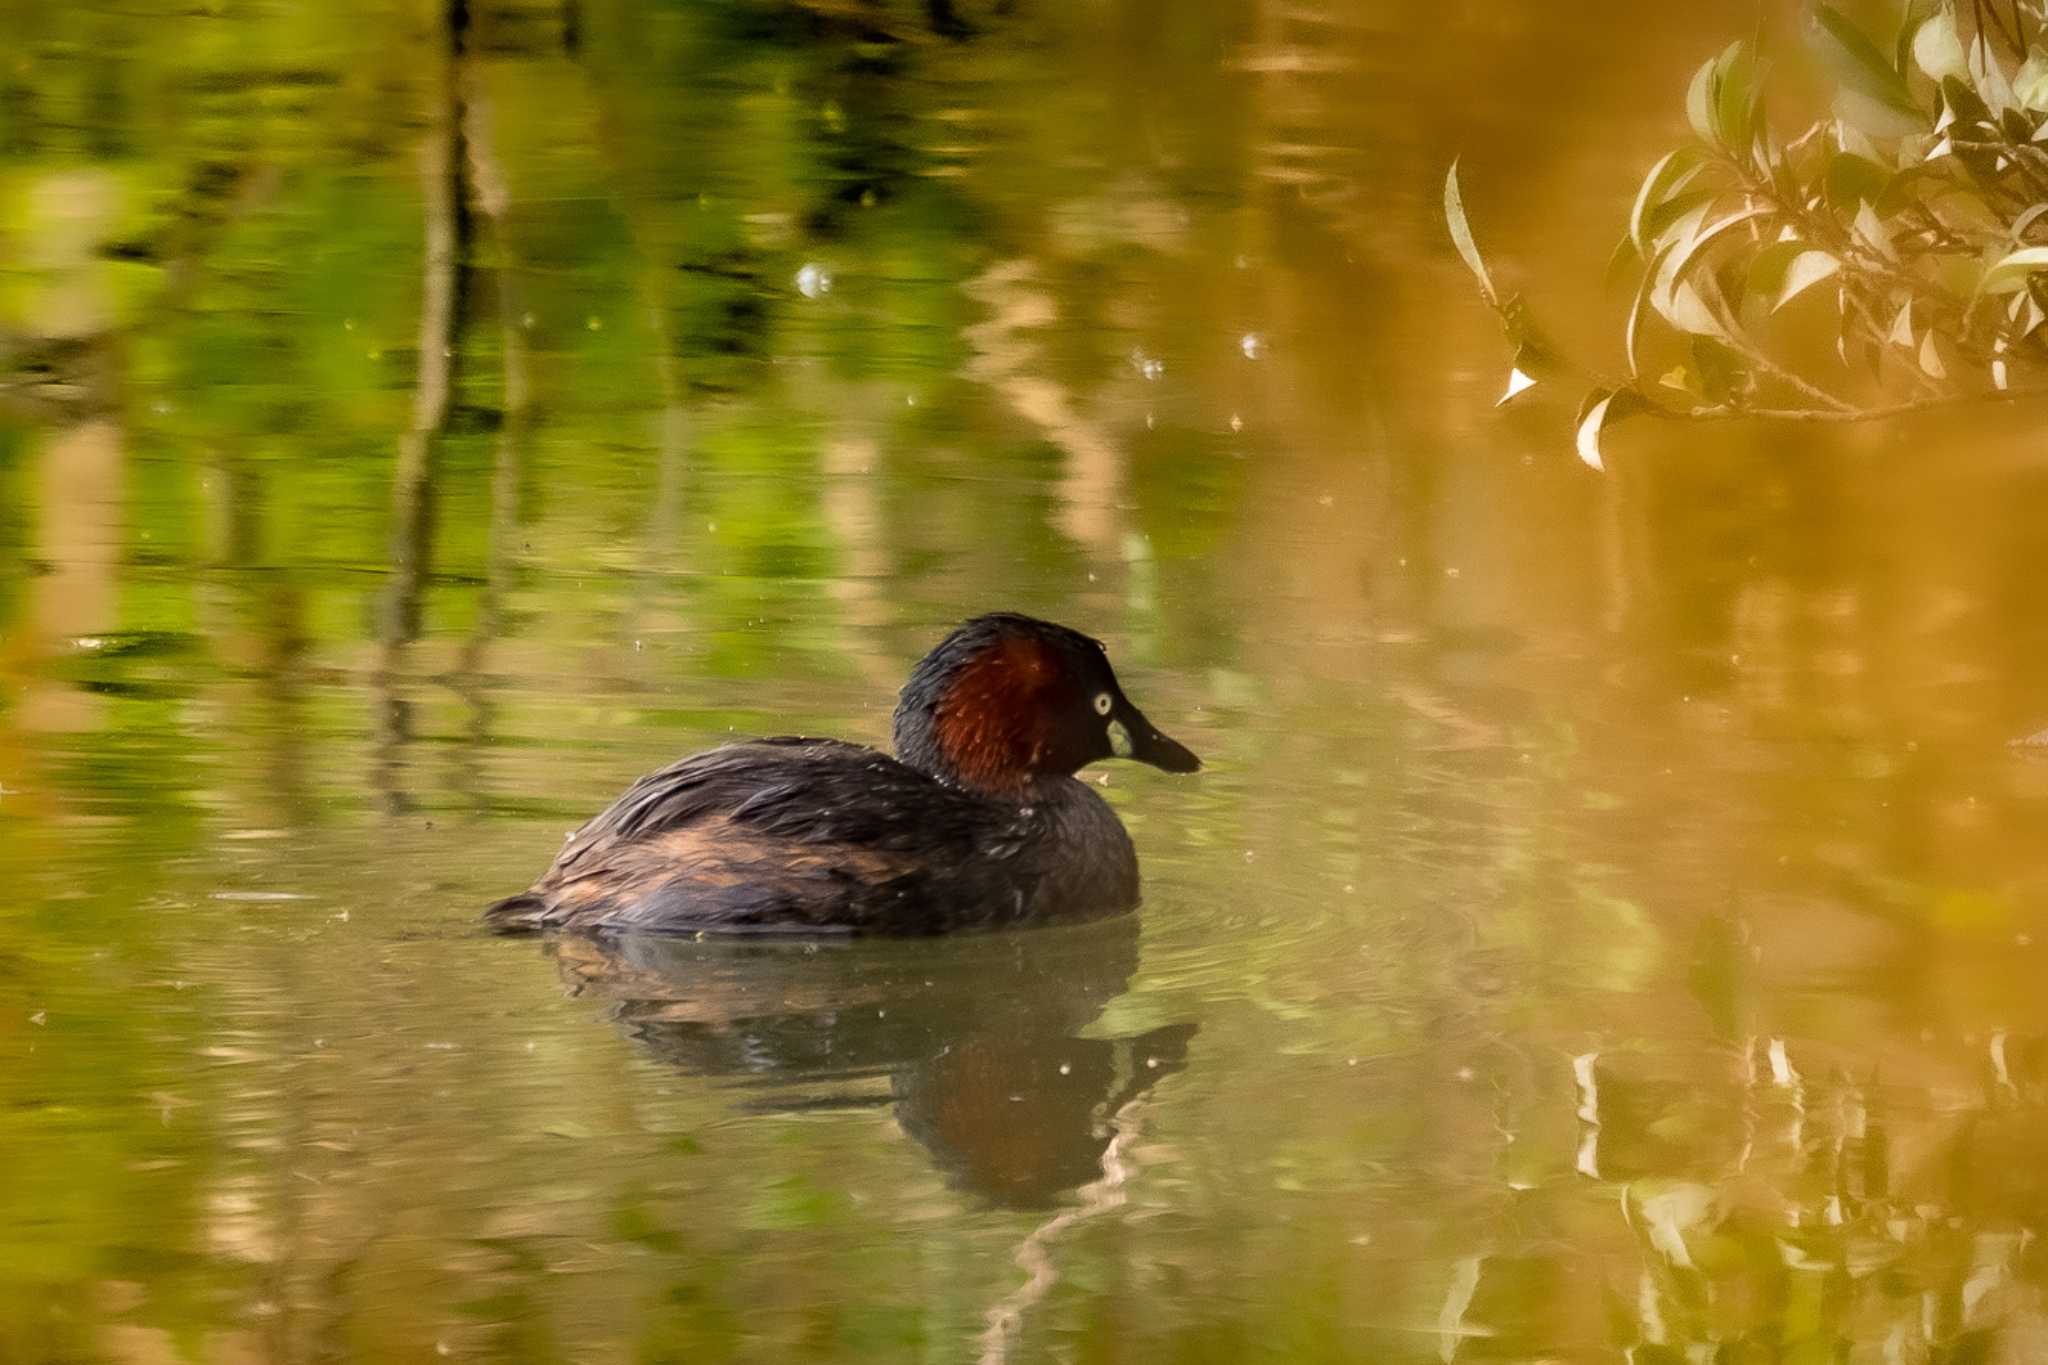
left=795, top=263, right=833, bottom=298
left=1229, top=414, right=1243, bottom=433
left=1129, top=348, right=1164, bottom=381
left=1240, top=332, right=1264, bottom=359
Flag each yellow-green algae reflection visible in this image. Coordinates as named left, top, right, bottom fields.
left=4, top=0, right=2048, bottom=1360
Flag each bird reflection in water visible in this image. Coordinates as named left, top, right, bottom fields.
left=538, top=915, right=1196, bottom=1209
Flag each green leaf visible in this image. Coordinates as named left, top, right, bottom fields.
left=1969, top=30, right=2017, bottom=114
left=1750, top=243, right=1842, bottom=312
left=1628, top=148, right=1708, bottom=252
left=1979, top=245, right=2048, bottom=294
left=1835, top=88, right=1929, bottom=138
left=1573, top=388, right=1649, bottom=472
left=1665, top=280, right=1729, bottom=336
left=2017, top=49, right=2048, bottom=112
left=1498, top=364, right=1538, bottom=405
left=1918, top=330, right=1946, bottom=379
left=1658, top=364, right=1700, bottom=396
left=1576, top=390, right=1616, bottom=472
left=2010, top=288, right=2047, bottom=336
left=1713, top=42, right=1765, bottom=155
left=2012, top=202, right=2048, bottom=244
left=1887, top=299, right=1916, bottom=347
left=1642, top=188, right=1718, bottom=244
left=1683, top=43, right=1767, bottom=154
left=1911, top=11, right=1967, bottom=83
left=1651, top=206, right=1770, bottom=317
left=1852, top=200, right=1898, bottom=262
left=1940, top=74, right=1994, bottom=131
left=1823, top=152, right=1892, bottom=210
left=1775, top=251, right=1841, bottom=310
left=1746, top=238, right=1806, bottom=299
left=1605, top=233, right=1642, bottom=289
left=1836, top=119, right=1881, bottom=161
left=1443, top=158, right=1497, bottom=306
left=1759, top=126, right=1802, bottom=206
left=1690, top=335, right=1745, bottom=403
left=1687, top=56, right=1719, bottom=146
left=1810, top=5, right=1922, bottom=122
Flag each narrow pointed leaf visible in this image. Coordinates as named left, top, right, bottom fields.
left=2021, top=50, right=2048, bottom=113
left=1810, top=6, right=1922, bottom=121
left=1888, top=299, right=1916, bottom=347
left=1687, top=58, right=1718, bottom=145
left=1628, top=148, right=1707, bottom=252
left=1980, top=245, right=2048, bottom=294
left=1666, top=281, right=1729, bottom=337
left=1714, top=43, right=1764, bottom=153
left=1970, top=32, right=2016, bottom=115
left=1941, top=75, right=1993, bottom=130
left=1642, top=188, right=1718, bottom=244
left=1746, top=239, right=1806, bottom=301
left=1576, top=392, right=1614, bottom=472
left=1773, top=251, right=1841, bottom=311
left=1606, top=233, right=1641, bottom=288
left=1625, top=265, right=1658, bottom=378
left=1835, top=88, right=1929, bottom=138
left=1918, top=330, right=1946, bottom=379
left=1853, top=201, right=1898, bottom=261
left=1651, top=206, right=1771, bottom=315
left=1444, top=159, right=1497, bottom=306
left=2009, top=202, right=2048, bottom=244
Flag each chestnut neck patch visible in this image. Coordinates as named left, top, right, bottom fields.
left=931, top=634, right=1074, bottom=796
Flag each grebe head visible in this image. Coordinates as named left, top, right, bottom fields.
left=892, top=613, right=1201, bottom=797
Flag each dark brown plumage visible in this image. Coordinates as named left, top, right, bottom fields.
left=485, top=613, right=1199, bottom=934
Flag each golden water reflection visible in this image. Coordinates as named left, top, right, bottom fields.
left=3, top=0, right=2048, bottom=1359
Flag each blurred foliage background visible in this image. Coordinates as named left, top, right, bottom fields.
left=1450, top=0, right=2048, bottom=464
left=6, top=0, right=2048, bottom=1361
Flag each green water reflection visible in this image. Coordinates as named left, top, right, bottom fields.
left=6, top=0, right=2048, bottom=1360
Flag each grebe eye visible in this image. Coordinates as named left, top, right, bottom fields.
left=1093, top=691, right=1113, bottom=716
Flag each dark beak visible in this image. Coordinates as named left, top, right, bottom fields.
left=1122, top=703, right=1202, bottom=774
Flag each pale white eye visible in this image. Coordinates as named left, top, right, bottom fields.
left=1093, top=691, right=1114, bottom=716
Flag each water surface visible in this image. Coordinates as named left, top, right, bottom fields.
left=6, top=1, right=2048, bottom=1360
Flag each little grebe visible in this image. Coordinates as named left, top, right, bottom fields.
left=484, top=613, right=1200, bottom=934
